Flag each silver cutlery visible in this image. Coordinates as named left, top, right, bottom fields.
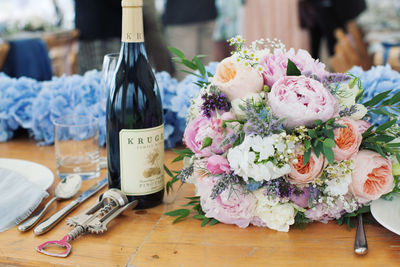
left=33, top=177, right=108, bottom=235
left=354, top=213, right=368, bottom=255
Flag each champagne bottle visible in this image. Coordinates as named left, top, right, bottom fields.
left=106, top=0, right=164, bottom=209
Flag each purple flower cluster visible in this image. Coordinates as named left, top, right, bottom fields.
left=264, top=177, right=295, bottom=199
left=201, top=92, right=231, bottom=118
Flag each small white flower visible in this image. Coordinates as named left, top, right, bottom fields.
left=253, top=189, right=295, bottom=232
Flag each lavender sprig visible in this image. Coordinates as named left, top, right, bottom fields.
left=201, top=90, right=231, bottom=118
left=177, top=165, right=194, bottom=183
left=339, top=105, right=359, bottom=117
left=264, top=177, right=295, bottom=199
left=210, top=173, right=243, bottom=199
left=242, top=101, right=283, bottom=137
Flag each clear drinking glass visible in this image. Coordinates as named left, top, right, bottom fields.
left=54, top=115, right=100, bottom=180
left=101, top=53, right=119, bottom=98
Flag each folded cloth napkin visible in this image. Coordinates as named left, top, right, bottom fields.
left=0, top=168, right=49, bottom=232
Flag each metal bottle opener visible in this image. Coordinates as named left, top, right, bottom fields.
left=36, top=189, right=138, bottom=257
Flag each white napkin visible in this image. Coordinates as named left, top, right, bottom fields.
left=0, top=168, right=49, bottom=232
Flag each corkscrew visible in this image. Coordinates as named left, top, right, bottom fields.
left=36, top=189, right=138, bottom=257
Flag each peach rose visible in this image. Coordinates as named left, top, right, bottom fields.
left=332, top=118, right=362, bottom=161
left=349, top=150, right=394, bottom=203
left=288, top=148, right=325, bottom=184
left=212, top=56, right=263, bottom=101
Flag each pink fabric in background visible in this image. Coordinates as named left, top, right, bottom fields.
left=244, top=0, right=310, bottom=51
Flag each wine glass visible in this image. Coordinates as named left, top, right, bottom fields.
left=99, top=53, right=119, bottom=169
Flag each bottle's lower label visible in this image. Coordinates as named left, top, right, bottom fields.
left=119, top=125, right=164, bottom=195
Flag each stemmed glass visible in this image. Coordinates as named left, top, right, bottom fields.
left=99, top=53, right=119, bottom=169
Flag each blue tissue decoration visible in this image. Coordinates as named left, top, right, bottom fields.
left=0, top=63, right=218, bottom=149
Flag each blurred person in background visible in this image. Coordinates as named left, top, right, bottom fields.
left=213, top=0, right=244, bottom=61
left=244, top=0, right=309, bottom=51
left=75, top=0, right=172, bottom=74
left=299, top=0, right=366, bottom=59
left=163, top=0, right=217, bottom=80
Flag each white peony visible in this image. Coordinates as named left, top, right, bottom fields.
left=253, top=189, right=295, bottom=232
left=227, top=135, right=292, bottom=182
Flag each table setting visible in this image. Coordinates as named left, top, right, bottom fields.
left=0, top=3, right=400, bottom=262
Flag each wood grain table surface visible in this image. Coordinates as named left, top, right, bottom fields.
left=0, top=138, right=399, bottom=267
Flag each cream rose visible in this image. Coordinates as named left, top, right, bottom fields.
left=212, top=56, right=264, bottom=101
left=349, top=150, right=394, bottom=203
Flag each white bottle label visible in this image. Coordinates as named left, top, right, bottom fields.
left=119, top=124, right=164, bottom=195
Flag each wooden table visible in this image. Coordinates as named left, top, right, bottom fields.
left=0, top=138, right=399, bottom=266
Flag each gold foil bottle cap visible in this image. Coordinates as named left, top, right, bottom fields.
left=122, top=0, right=143, bottom=7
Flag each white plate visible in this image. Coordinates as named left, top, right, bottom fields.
left=370, top=193, right=400, bottom=235
left=0, top=158, right=54, bottom=190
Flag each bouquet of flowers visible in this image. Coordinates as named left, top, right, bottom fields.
left=165, top=37, right=400, bottom=232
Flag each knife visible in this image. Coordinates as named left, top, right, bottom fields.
left=34, top=177, right=108, bottom=235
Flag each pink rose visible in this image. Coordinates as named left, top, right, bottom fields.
left=261, top=48, right=328, bottom=87
left=268, top=76, right=339, bottom=128
left=207, top=155, right=230, bottom=175
left=212, top=56, right=264, bottom=101
left=332, top=118, right=362, bottom=161
left=183, top=112, right=236, bottom=157
left=349, top=150, right=394, bottom=203
left=196, top=176, right=256, bottom=228
left=288, top=148, right=325, bottom=184
left=354, top=120, right=371, bottom=134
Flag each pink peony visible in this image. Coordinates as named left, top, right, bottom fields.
left=212, top=56, right=264, bottom=101
left=288, top=148, right=325, bottom=185
left=349, top=150, right=394, bottom=203
left=183, top=112, right=236, bottom=157
left=332, top=118, right=362, bottom=161
left=207, top=155, right=230, bottom=175
left=261, top=48, right=329, bottom=87
left=305, top=197, right=355, bottom=223
left=268, top=76, right=338, bottom=128
left=196, top=176, right=256, bottom=228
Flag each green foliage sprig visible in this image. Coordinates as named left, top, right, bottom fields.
left=336, top=206, right=370, bottom=229
left=168, top=47, right=212, bottom=88
left=164, top=196, right=219, bottom=226
left=303, top=119, right=342, bottom=165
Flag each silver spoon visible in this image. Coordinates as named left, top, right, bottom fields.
left=354, top=213, right=368, bottom=255
left=18, top=174, right=82, bottom=232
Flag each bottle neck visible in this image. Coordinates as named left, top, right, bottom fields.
left=121, top=5, right=144, bottom=43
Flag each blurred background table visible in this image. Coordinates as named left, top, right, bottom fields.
left=0, top=137, right=399, bottom=267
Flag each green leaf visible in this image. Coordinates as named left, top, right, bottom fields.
left=382, top=90, right=400, bottom=105
left=308, top=129, right=317, bottom=138
left=314, top=142, right=323, bottom=157
left=172, top=148, right=193, bottom=155
left=376, top=135, right=396, bottom=143
left=193, top=214, right=207, bottom=220
left=201, top=137, right=212, bottom=150
left=361, top=126, right=374, bottom=138
left=185, top=196, right=200, bottom=200
left=303, top=149, right=311, bottom=165
left=396, top=153, right=400, bottom=163
left=165, top=209, right=190, bottom=223
left=375, top=119, right=397, bottom=132
left=168, top=46, right=185, bottom=58
left=164, top=164, right=174, bottom=178
left=314, top=119, right=323, bottom=126
left=286, top=59, right=301, bottom=76
left=323, top=129, right=335, bottom=139
left=179, top=69, right=204, bottom=79
left=172, top=154, right=185, bottom=163
left=304, top=139, right=311, bottom=150
left=181, top=58, right=198, bottom=70
left=322, top=145, right=334, bottom=164
left=363, top=90, right=392, bottom=107
left=201, top=218, right=211, bottom=227
left=193, top=56, right=206, bottom=77
left=209, top=218, right=219, bottom=226
left=323, top=138, right=336, bottom=148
